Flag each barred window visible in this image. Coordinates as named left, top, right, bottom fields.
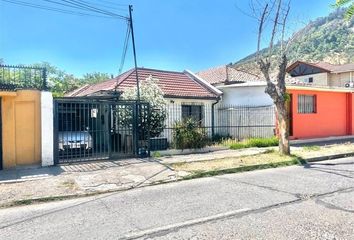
left=182, top=105, right=203, bottom=122
left=298, top=95, right=316, bottom=114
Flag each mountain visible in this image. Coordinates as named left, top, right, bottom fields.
left=233, top=8, right=354, bottom=76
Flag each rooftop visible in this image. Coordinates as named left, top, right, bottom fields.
left=196, top=65, right=262, bottom=85
left=66, top=67, right=221, bottom=99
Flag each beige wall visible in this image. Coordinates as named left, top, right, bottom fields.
left=1, top=90, right=41, bottom=168
left=329, top=71, right=354, bottom=87
left=293, top=71, right=354, bottom=88
left=294, top=73, right=328, bottom=86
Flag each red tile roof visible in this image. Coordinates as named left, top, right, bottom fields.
left=66, top=68, right=220, bottom=99
left=197, top=65, right=262, bottom=85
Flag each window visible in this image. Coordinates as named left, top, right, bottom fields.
left=308, top=77, right=313, bottom=83
left=298, top=95, right=316, bottom=114
left=182, top=105, right=203, bottom=122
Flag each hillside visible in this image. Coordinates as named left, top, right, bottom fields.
left=234, top=9, right=354, bottom=76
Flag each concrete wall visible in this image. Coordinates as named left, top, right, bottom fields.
left=41, top=92, right=54, bottom=167
left=1, top=90, right=42, bottom=168
left=217, top=84, right=273, bottom=106
left=329, top=71, right=354, bottom=87
left=289, top=89, right=350, bottom=139
left=1, top=90, right=54, bottom=169
left=292, top=71, right=354, bottom=88
left=293, top=73, right=329, bottom=86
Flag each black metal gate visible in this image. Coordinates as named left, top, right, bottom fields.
left=53, top=98, right=150, bottom=164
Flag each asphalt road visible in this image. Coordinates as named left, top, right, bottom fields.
left=0, top=157, right=353, bottom=240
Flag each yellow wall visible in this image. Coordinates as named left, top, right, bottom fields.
left=1, top=90, right=41, bottom=168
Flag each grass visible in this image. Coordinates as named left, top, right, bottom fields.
left=228, top=137, right=279, bottom=150
left=172, top=150, right=303, bottom=174
left=182, top=158, right=305, bottom=180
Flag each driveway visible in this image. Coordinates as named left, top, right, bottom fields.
left=0, top=157, right=353, bottom=239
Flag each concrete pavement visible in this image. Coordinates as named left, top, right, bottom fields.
left=0, top=156, right=353, bottom=239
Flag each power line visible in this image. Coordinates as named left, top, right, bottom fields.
left=61, top=0, right=128, bottom=20
left=1, top=0, right=117, bottom=18
left=41, top=0, right=117, bottom=15
left=118, top=22, right=131, bottom=74
left=75, top=0, right=127, bottom=11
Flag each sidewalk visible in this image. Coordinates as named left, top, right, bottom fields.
left=1, top=141, right=354, bottom=208
left=0, top=158, right=177, bottom=208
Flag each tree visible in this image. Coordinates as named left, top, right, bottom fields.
left=82, top=72, right=111, bottom=84
left=254, top=0, right=293, bottom=155
left=334, top=0, right=354, bottom=20
left=121, top=75, right=168, bottom=138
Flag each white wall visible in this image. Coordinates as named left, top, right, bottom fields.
left=159, top=98, right=216, bottom=143
left=41, top=91, right=54, bottom=167
left=218, top=84, right=273, bottom=106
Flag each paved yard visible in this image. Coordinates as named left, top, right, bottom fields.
left=0, top=157, right=353, bottom=239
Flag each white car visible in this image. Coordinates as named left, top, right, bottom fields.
left=58, top=131, right=93, bottom=151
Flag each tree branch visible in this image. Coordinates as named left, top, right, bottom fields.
left=257, top=3, right=269, bottom=58
left=268, top=0, right=282, bottom=57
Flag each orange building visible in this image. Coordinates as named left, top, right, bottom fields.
left=287, top=86, right=354, bottom=139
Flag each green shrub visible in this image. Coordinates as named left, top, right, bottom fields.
left=173, top=118, right=209, bottom=150
left=152, top=151, right=162, bottom=158
left=229, top=137, right=279, bottom=150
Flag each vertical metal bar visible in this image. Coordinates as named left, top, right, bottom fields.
left=53, top=100, right=59, bottom=164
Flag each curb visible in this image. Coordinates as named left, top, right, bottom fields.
left=0, top=177, right=179, bottom=209
left=303, top=152, right=354, bottom=162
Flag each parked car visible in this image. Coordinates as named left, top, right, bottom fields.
left=58, top=131, right=93, bottom=151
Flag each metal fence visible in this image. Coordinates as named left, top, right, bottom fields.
left=150, top=103, right=276, bottom=151
left=0, top=64, right=47, bottom=91
left=54, top=97, right=150, bottom=164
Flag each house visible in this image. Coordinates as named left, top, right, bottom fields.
left=197, top=64, right=273, bottom=106
left=286, top=61, right=354, bottom=139
left=67, top=67, right=222, bottom=144
left=0, top=65, right=53, bottom=169
left=287, top=61, right=354, bottom=88
left=196, top=64, right=275, bottom=139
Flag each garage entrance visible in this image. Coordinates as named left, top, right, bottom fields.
left=54, top=98, right=150, bottom=164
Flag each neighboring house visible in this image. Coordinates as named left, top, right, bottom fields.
left=287, top=85, right=354, bottom=139
left=67, top=67, right=222, bottom=143
left=197, top=64, right=273, bottom=106
left=286, top=61, right=354, bottom=139
left=196, top=65, right=275, bottom=139
left=287, top=61, right=354, bottom=88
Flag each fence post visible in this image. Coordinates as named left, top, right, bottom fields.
left=42, top=68, right=48, bottom=91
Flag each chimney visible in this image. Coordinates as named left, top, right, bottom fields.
left=226, top=62, right=233, bottom=82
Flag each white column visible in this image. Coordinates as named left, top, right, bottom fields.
left=41, top=91, right=54, bottom=166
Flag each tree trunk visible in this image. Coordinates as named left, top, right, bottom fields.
left=276, top=102, right=290, bottom=155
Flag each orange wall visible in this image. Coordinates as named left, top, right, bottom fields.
left=289, top=89, right=350, bottom=139
left=1, top=90, right=41, bottom=168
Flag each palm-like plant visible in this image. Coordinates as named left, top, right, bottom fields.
left=334, top=0, right=354, bottom=20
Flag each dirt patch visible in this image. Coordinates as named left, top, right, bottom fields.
left=171, top=151, right=298, bottom=172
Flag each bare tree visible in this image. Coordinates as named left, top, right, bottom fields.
left=255, top=0, right=291, bottom=155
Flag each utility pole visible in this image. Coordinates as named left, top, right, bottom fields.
left=128, top=5, right=140, bottom=102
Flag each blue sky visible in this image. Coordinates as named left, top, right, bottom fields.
left=0, top=0, right=334, bottom=76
